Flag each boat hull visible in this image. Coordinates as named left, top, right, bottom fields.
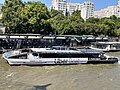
left=2, top=48, right=119, bottom=66
left=87, top=59, right=118, bottom=64
left=90, top=42, right=120, bottom=52
left=90, top=47, right=120, bottom=52
left=5, top=58, right=118, bottom=65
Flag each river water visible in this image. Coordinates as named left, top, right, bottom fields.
left=0, top=52, right=120, bottom=90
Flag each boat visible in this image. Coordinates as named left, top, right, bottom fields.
left=2, top=46, right=118, bottom=65
left=89, top=42, right=120, bottom=52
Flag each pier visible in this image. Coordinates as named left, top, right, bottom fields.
left=0, top=34, right=119, bottom=52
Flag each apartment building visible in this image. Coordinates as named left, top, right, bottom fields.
left=81, top=2, right=94, bottom=20
left=52, top=0, right=67, bottom=16
left=118, top=0, right=120, bottom=6
left=94, top=6, right=120, bottom=18
left=94, top=0, right=120, bottom=18
left=52, top=0, right=94, bottom=20
left=67, top=3, right=81, bottom=16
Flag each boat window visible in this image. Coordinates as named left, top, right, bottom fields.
left=79, top=53, right=99, bottom=58
left=96, top=44, right=108, bottom=49
left=89, top=54, right=99, bottom=58
left=32, top=53, right=38, bottom=56
left=114, top=44, right=120, bottom=49
left=39, top=53, right=58, bottom=58
left=58, top=53, right=80, bottom=58
left=9, top=54, right=27, bottom=59
left=37, top=53, right=100, bottom=58
left=58, top=53, right=68, bottom=58
left=39, top=53, right=98, bottom=58
left=21, top=49, right=32, bottom=53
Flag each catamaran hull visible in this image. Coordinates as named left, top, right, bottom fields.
left=2, top=48, right=119, bottom=66
left=87, top=59, right=118, bottom=64
left=5, top=58, right=118, bottom=65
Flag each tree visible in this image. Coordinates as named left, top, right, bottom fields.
left=2, top=0, right=119, bottom=36
left=55, top=10, right=84, bottom=35
left=20, top=2, right=50, bottom=34
left=71, top=10, right=81, bottom=16
left=48, top=9, right=65, bottom=35
left=2, top=0, right=24, bottom=33
left=49, top=9, right=64, bottom=18
left=70, top=10, right=84, bottom=22
left=20, top=1, right=51, bottom=34
left=2, top=1, right=52, bottom=34
left=114, top=28, right=120, bottom=36
left=110, top=15, right=117, bottom=20
left=86, top=17, right=100, bottom=24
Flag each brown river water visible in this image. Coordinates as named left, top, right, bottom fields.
left=0, top=52, right=120, bottom=90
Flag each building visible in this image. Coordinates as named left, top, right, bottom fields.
left=81, top=2, right=94, bottom=20
left=52, top=0, right=67, bottom=16
left=118, top=0, right=120, bottom=6
left=67, top=3, right=81, bottom=16
left=94, top=0, right=120, bottom=18
left=94, top=6, right=120, bottom=18
left=52, top=0, right=94, bottom=20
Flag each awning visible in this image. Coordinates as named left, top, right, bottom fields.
left=43, top=36, right=55, bottom=39
left=28, top=36, right=41, bottom=39
left=10, top=36, right=25, bottom=39
left=0, top=36, right=6, bottom=39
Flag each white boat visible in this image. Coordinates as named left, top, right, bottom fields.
left=2, top=46, right=118, bottom=65
left=90, top=42, right=120, bottom=52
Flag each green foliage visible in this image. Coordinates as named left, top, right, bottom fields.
left=70, top=10, right=84, bottom=22
left=114, top=28, right=120, bottom=36
left=86, top=17, right=100, bottom=24
left=2, top=1, right=120, bottom=36
left=2, top=0, right=24, bottom=33
left=20, top=1, right=51, bottom=34
left=48, top=9, right=65, bottom=35
left=49, top=9, right=64, bottom=18
left=110, top=15, right=117, bottom=20
left=2, top=0, right=51, bottom=34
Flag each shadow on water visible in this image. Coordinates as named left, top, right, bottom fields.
left=33, top=84, right=52, bottom=90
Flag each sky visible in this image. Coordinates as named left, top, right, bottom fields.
left=0, top=0, right=119, bottom=11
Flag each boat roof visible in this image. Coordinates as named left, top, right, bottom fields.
left=4, top=48, right=103, bottom=58
left=30, top=48, right=81, bottom=54
left=92, top=42, right=120, bottom=45
left=30, top=48, right=102, bottom=54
